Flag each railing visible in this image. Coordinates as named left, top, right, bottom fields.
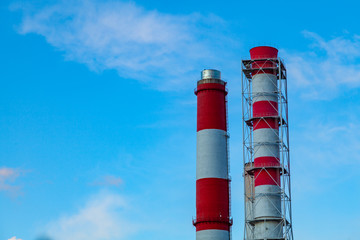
left=193, top=217, right=233, bottom=226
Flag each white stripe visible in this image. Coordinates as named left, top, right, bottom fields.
left=252, top=93, right=278, bottom=103
left=254, top=144, right=279, bottom=159
left=197, top=129, right=228, bottom=180
left=254, top=220, right=283, bottom=239
left=197, top=229, right=229, bottom=240
left=252, top=74, right=278, bottom=103
left=253, top=128, right=278, bottom=143
left=254, top=185, right=281, bottom=219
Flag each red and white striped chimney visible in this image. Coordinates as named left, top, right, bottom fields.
left=251, top=46, right=282, bottom=239
left=193, top=69, right=232, bottom=240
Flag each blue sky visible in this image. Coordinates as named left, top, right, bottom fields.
left=1, top=0, right=360, bottom=239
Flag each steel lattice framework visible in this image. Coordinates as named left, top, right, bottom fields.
left=241, top=58, right=294, bottom=240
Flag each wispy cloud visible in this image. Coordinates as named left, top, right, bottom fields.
left=91, top=175, right=124, bottom=187
left=292, top=118, right=360, bottom=194
left=0, top=167, right=22, bottom=193
left=8, top=237, right=23, bottom=240
left=283, top=31, right=360, bottom=99
left=44, top=191, right=138, bottom=240
left=13, top=0, right=237, bottom=90
left=296, top=120, right=360, bottom=167
left=12, top=0, right=360, bottom=97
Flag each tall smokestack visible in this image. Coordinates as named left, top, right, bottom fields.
left=251, top=46, right=282, bottom=239
left=193, top=69, right=232, bottom=240
left=242, top=47, right=294, bottom=240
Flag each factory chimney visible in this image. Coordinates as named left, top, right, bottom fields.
left=241, top=47, right=294, bottom=240
left=193, top=69, right=232, bottom=240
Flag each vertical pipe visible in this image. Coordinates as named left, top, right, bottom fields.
left=279, top=56, right=287, bottom=240
left=194, top=69, right=232, bottom=240
left=241, top=69, right=247, bottom=240
left=244, top=162, right=254, bottom=239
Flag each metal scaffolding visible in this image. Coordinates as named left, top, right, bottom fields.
left=241, top=58, right=294, bottom=240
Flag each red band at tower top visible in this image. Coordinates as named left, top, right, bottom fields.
left=250, top=46, right=278, bottom=59
left=250, top=46, right=278, bottom=75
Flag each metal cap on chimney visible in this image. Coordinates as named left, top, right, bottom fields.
left=201, top=69, right=221, bottom=80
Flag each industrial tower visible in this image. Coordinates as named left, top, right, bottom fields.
left=241, top=47, right=294, bottom=240
left=194, top=69, right=232, bottom=240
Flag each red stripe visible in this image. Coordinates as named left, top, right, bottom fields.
left=253, top=118, right=278, bottom=130
left=196, top=83, right=227, bottom=132
left=196, top=222, right=230, bottom=231
left=196, top=178, right=230, bottom=231
left=251, top=62, right=277, bottom=75
left=250, top=46, right=278, bottom=59
left=250, top=46, right=278, bottom=75
left=254, top=157, right=280, bottom=186
left=253, top=101, right=278, bottom=118
left=196, top=83, right=226, bottom=93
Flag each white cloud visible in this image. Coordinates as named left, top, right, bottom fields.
left=8, top=237, right=23, bottom=240
left=0, top=167, right=21, bottom=192
left=45, top=191, right=138, bottom=240
left=282, top=31, right=360, bottom=99
left=14, top=0, right=236, bottom=90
